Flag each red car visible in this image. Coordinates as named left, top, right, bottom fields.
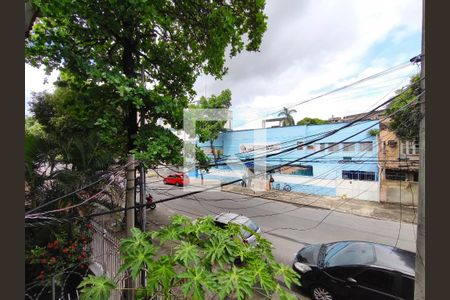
left=163, top=173, right=189, bottom=186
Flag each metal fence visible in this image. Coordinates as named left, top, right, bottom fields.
left=90, top=221, right=127, bottom=299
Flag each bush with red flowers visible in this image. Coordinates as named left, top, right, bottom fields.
left=26, top=221, right=94, bottom=286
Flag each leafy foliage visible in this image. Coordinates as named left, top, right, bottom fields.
left=26, top=221, right=93, bottom=286
left=77, top=275, right=116, bottom=300
left=385, top=74, right=423, bottom=141
left=194, top=89, right=232, bottom=163
left=296, top=117, right=327, bottom=126
left=368, top=129, right=380, bottom=137
left=26, top=1, right=269, bottom=296
left=78, top=215, right=300, bottom=299
left=26, top=0, right=268, bottom=158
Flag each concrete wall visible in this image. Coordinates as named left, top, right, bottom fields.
left=380, top=179, right=418, bottom=206
left=193, top=169, right=379, bottom=201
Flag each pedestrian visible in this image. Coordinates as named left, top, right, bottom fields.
left=200, top=172, right=204, bottom=185
left=242, top=174, right=247, bottom=187
left=269, top=175, right=274, bottom=190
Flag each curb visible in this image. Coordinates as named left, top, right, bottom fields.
left=222, top=187, right=417, bottom=224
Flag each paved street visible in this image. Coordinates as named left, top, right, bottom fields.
left=146, top=182, right=417, bottom=268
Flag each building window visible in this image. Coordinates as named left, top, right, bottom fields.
left=297, top=141, right=303, bottom=150
left=328, top=143, right=340, bottom=152
left=360, top=142, right=373, bottom=152
left=291, top=165, right=313, bottom=176
left=342, top=170, right=375, bottom=181
left=385, top=170, right=419, bottom=182
left=385, top=170, right=407, bottom=181
left=343, top=142, right=355, bottom=152
left=400, top=140, right=419, bottom=155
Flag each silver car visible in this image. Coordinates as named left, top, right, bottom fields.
left=213, top=212, right=261, bottom=246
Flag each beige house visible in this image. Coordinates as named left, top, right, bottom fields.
left=378, top=120, right=419, bottom=206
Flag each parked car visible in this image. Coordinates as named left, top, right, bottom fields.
left=292, top=241, right=415, bottom=300
left=213, top=212, right=261, bottom=246
left=163, top=173, right=189, bottom=186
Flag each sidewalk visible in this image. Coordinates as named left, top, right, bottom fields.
left=222, top=185, right=417, bottom=224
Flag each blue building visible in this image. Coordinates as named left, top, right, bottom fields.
left=192, top=120, right=381, bottom=201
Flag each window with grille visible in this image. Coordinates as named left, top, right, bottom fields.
left=400, top=140, right=419, bottom=155
left=360, top=142, right=373, bottom=152
left=328, top=143, right=340, bottom=152
left=342, top=170, right=375, bottom=181
left=385, top=170, right=407, bottom=181
left=343, top=142, right=355, bottom=152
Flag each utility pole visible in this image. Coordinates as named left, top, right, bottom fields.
left=140, top=64, right=147, bottom=234
left=125, top=154, right=136, bottom=299
left=139, top=64, right=147, bottom=288
left=414, top=0, right=425, bottom=299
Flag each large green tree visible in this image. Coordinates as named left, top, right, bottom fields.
left=296, top=117, right=327, bottom=126
left=26, top=0, right=268, bottom=167
left=194, top=89, right=232, bottom=163
left=385, top=74, right=422, bottom=141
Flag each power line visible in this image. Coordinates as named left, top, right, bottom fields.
left=25, top=161, right=134, bottom=215
left=208, top=80, right=422, bottom=169
left=29, top=91, right=423, bottom=226
left=232, top=59, right=415, bottom=128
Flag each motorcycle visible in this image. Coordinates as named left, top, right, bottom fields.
left=146, top=194, right=156, bottom=210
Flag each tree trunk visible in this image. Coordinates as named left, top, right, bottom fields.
left=210, top=140, right=217, bottom=163
left=25, top=1, right=39, bottom=39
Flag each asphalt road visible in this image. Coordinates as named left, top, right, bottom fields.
left=146, top=182, right=416, bottom=263
left=144, top=182, right=416, bottom=299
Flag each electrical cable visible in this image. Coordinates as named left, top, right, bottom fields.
left=25, top=88, right=423, bottom=227
left=232, top=59, right=415, bottom=128
left=26, top=161, right=135, bottom=215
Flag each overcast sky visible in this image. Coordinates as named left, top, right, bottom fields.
left=25, top=0, right=422, bottom=129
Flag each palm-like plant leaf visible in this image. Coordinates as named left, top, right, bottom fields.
left=178, top=266, right=216, bottom=300
left=204, top=233, right=238, bottom=266
left=248, top=260, right=277, bottom=295
left=274, top=263, right=301, bottom=289
left=150, top=255, right=177, bottom=294
left=174, top=241, right=202, bottom=266
left=119, top=227, right=153, bottom=255
left=215, top=266, right=254, bottom=300
left=118, top=245, right=156, bottom=279
left=77, top=275, right=116, bottom=300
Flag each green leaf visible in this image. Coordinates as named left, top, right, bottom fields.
left=274, top=263, right=301, bottom=289
left=178, top=266, right=216, bottom=300
left=215, top=266, right=254, bottom=300
left=248, top=261, right=277, bottom=295
left=174, top=241, right=201, bottom=266
left=203, top=233, right=239, bottom=267
left=77, top=275, right=116, bottom=300
left=155, top=224, right=182, bottom=245
left=146, top=256, right=177, bottom=296
left=118, top=245, right=156, bottom=279
left=119, top=227, right=154, bottom=256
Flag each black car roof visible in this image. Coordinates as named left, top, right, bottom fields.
left=325, top=241, right=416, bottom=276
